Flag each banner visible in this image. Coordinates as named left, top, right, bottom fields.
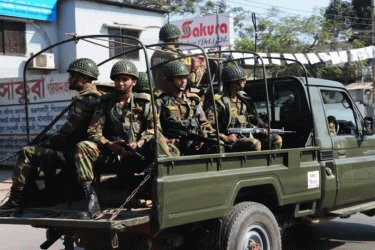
left=171, top=13, right=234, bottom=49
left=0, top=73, right=73, bottom=165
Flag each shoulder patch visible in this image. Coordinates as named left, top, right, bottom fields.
left=186, top=92, right=201, bottom=101
left=134, top=92, right=151, bottom=102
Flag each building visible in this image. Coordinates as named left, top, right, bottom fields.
left=0, top=0, right=167, bottom=81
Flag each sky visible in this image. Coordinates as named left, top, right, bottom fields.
left=171, top=0, right=332, bottom=21
left=228, top=0, right=332, bottom=18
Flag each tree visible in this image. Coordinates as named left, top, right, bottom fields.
left=233, top=7, right=366, bottom=83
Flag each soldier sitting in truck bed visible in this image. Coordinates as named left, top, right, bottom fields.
left=0, top=58, right=102, bottom=213
left=206, top=64, right=283, bottom=152
left=74, top=60, right=178, bottom=219
left=157, top=60, right=215, bottom=155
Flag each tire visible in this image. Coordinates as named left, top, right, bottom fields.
left=221, top=202, right=281, bottom=250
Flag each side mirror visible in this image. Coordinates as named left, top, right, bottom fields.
left=364, top=117, right=374, bottom=135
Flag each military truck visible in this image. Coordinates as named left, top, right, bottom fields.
left=1, top=37, right=375, bottom=250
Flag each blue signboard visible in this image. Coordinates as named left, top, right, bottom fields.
left=0, top=0, right=57, bottom=21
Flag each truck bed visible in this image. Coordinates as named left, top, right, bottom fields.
left=0, top=201, right=152, bottom=231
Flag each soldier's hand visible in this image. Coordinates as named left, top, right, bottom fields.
left=225, top=134, right=238, bottom=144
left=107, top=140, right=131, bottom=156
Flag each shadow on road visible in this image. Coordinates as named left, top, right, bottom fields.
left=282, top=221, right=375, bottom=250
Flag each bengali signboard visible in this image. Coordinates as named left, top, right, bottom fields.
left=0, top=0, right=57, bottom=21
left=0, top=73, right=74, bottom=165
left=170, top=13, right=233, bottom=49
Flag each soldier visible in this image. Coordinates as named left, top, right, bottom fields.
left=206, top=64, right=283, bottom=152
left=74, top=60, right=178, bottom=219
left=133, top=72, right=154, bottom=94
left=327, top=116, right=337, bottom=136
left=151, top=23, right=206, bottom=93
left=157, top=60, right=214, bottom=155
left=0, top=58, right=102, bottom=212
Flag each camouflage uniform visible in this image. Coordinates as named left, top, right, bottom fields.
left=151, top=24, right=206, bottom=92
left=158, top=91, right=213, bottom=155
left=13, top=84, right=102, bottom=190
left=207, top=64, right=282, bottom=152
left=75, top=60, right=179, bottom=183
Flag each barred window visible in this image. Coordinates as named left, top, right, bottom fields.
left=108, top=28, right=140, bottom=60
left=0, top=20, right=26, bottom=56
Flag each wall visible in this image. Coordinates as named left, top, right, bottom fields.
left=73, top=0, right=164, bottom=81
left=0, top=18, right=58, bottom=78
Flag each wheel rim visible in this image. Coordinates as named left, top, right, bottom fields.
left=241, top=223, right=271, bottom=250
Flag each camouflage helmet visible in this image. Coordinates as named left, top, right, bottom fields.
left=164, top=60, right=189, bottom=80
left=133, top=72, right=154, bottom=93
left=67, top=58, right=99, bottom=80
left=159, top=24, right=182, bottom=42
left=222, top=64, right=246, bottom=84
left=110, top=60, right=139, bottom=80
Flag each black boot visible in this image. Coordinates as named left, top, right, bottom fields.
left=78, top=184, right=101, bottom=220
left=0, top=188, right=23, bottom=211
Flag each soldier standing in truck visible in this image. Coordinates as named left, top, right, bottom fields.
left=151, top=23, right=206, bottom=93
left=0, top=58, right=102, bottom=213
left=206, top=64, right=283, bottom=151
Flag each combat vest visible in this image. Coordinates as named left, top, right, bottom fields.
left=101, top=92, right=151, bottom=143
left=215, top=92, right=265, bottom=133
left=158, top=92, right=201, bottom=135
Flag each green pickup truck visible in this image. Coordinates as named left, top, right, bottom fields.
left=1, top=41, right=375, bottom=250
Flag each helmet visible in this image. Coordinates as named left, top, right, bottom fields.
left=159, top=24, right=182, bottom=42
left=222, top=64, right=246, bottom=84
left=133, top=72, right=154, bottom=93
left=164, top=60, right=189, bottom=80
left=67, top=58, right=99, bottom=80
left=110, top=60, right=139, bottom=80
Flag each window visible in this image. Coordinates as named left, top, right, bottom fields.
left=0, top=20, right=26, bottom=55
left=108, top=28, right=141, bottom=60
left=321, top=90, right=360, bottom=136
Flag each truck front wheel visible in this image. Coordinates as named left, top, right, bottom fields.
left=221, top=202, right=281, bottom=250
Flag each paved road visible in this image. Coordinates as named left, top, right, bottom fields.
left=0, top=170, right=84, bottom=250
left=1, top=170, right=375, bottom=249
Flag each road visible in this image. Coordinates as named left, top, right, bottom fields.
left=0, top=169, right=375, bottom=249
left=0, top=170, right=83, bottom=250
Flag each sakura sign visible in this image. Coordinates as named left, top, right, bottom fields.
left=171, top=13, right=233, bottom=49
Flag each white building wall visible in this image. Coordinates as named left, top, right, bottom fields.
left=74, top=0, right=164, bottom=81
left=0, top=19, right=58, bottom=78
left=0, top=0, right=166, bottom=80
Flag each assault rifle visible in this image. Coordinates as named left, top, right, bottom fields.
left=227, top=127, right=295, bottom=138
left=163, top=128, right=221, bottom=146
left=110, top=136, right=145, bottom=161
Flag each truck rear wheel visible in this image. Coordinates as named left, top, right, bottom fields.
left=221, top=202, right=281, bottom=250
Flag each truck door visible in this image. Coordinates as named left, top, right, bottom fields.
left=321, top=89, right=375, bottom=206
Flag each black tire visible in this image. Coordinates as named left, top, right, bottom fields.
left=221, top=202, right=281, bottom=250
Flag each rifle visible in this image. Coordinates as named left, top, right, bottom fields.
left=163, top=128, right=221, bottom=146
left=227, top=127, right=295, bottom=138
left=109, top=136, right=145, bottom=161
left=0, top=100, right=76, bottom=164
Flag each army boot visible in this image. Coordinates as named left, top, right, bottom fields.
left=78, top=184, right=101, bottom=220
left=0, top=188, right=23, bottom=211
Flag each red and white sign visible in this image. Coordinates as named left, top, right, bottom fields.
left=171, top=13, right=233, bottom=49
